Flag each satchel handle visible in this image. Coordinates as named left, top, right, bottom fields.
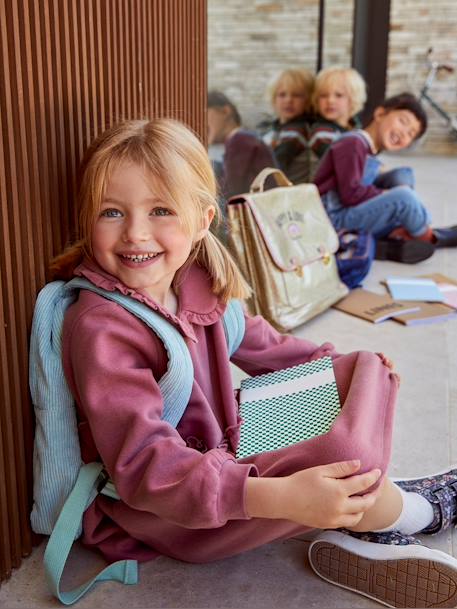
left=249, top=167, right=293, bottom=193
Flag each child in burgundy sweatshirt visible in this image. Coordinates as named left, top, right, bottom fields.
left=313, top=92, right=457, bottom=262
left=208, top=90, right=275, bottom=201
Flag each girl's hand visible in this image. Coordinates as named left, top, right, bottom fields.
left=376, top=352, right=394, bottom=369
left=246, top=460, right=381, bottom=530
left=280, top=460, right=381, bottom=529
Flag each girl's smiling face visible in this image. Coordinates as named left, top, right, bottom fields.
left=92, top=162, right=213, bottom=307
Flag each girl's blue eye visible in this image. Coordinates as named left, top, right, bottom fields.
left=101, top=208, right=122, bottom=218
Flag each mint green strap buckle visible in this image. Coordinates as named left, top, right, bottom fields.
left=43, top=462, right=138, bottom=605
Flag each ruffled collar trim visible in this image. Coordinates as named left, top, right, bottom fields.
left=74, top=260, right=226, bottom=341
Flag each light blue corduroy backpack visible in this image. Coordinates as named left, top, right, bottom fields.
left=29, top=277, right=245, bottom=605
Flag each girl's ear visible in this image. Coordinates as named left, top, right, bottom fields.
left=195, top=206, right=216, bottom=242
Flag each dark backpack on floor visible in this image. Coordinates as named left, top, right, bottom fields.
left=336, top=230, right=376, bottom=289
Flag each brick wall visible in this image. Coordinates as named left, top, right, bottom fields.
left=208, top=0, right=457, bottom=154
left=388, top=1, right=457, bottom=154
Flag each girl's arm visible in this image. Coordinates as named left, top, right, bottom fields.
left=231, top=311, right=341, bottom=377
left=246, top=460, right=381, bottom=529
left=232, top=315, right=384, bottom=529
left=63, top=298, right=257, bottom=530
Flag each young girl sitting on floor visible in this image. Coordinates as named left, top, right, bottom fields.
left=308, top=66, right=366, bottom=163
left=257, top=67, right=314, bottom=183
left=53, top=118, right=457, bottom=608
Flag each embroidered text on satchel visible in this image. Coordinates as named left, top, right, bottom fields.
left=227, top=168, right=348, bottom=332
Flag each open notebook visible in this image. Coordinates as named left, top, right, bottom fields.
left=236, top=356, right=341, bottom=459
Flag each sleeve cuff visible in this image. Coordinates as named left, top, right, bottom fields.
left=217, top=459, right=259, bottom=522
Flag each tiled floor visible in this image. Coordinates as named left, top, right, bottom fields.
left=1, top=152, right=456, bottom=608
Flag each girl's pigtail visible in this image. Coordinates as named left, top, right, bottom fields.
left=196, top=231, right=251, bottom=303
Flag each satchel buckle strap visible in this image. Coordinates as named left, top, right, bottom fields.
left=96, top=468, right=110, bottom=493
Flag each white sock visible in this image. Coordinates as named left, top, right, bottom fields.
left=373, top=487, right=435, bottom=535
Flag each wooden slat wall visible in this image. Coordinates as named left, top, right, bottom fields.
left=0, top=0, right=207, bottom=583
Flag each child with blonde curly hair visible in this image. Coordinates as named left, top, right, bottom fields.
left=258, top=67, right=315, bottom=183
left=309, top=66, right=366, bottom=161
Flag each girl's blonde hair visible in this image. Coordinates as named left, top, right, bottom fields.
left=268, top=68, right=315, bottom=112
left=311, top=67, right=367, bottom=117
left=51, top=118, right=250, bottom=303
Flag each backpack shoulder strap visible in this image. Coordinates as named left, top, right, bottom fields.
left=30, top=278, right=193, bottom=604
left=66, top=277, right=193, bottom=427
left=69, top=279, right=246, bottom=364
left=29, top=281, right=137, bottom=604
left=31, top=279, right=245, bottom=604
left=29, top=280, right=84, bottom=535
left=30, top=278, right=195, bottom=533
left=44, top=462, right=138, bottom=605
left=222, top=299, right=245, bottom=356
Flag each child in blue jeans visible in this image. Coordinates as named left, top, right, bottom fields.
left=314, top=92, right=457, bottom=263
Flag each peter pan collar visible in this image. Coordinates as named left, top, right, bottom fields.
left=74, top=260, right=226, bottom=342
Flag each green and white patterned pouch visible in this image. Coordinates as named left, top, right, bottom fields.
left=236, top=356, right=341, bottom=459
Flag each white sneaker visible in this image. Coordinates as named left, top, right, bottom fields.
left=308, top=530, right=457, bottom=608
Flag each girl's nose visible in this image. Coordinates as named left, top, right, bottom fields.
left=122, top=216, right=150, bottom=243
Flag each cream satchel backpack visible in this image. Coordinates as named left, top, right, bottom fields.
left=227, top=168, right=348, bottom=332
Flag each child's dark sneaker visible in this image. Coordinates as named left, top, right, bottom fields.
left=433, top=225, right=457, bottom=248
left=375, top=237, right=435, bottom=263
left=393, top=466, right=457, bottom=534
left=308, top=529, right=457, bottom=608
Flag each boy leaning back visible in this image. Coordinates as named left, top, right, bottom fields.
left=313, top=92, right=457, bottom=263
